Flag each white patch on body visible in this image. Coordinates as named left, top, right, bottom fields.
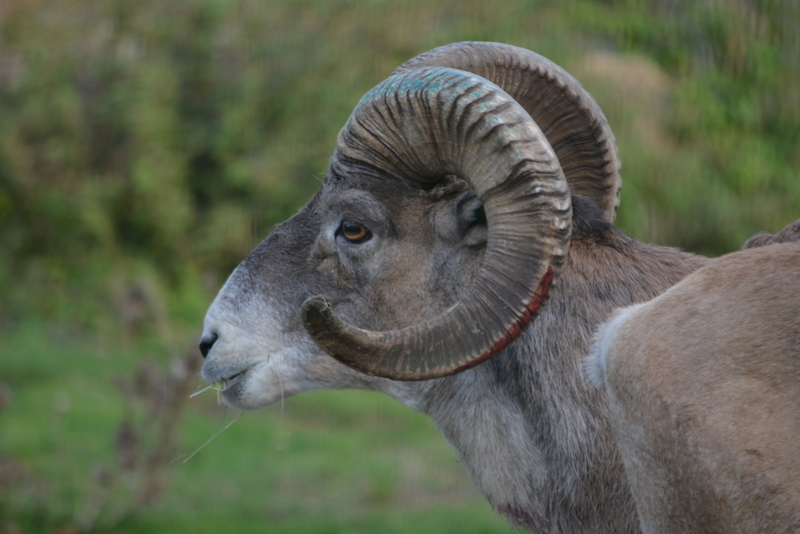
left=585, top=302, right=645, bottom=388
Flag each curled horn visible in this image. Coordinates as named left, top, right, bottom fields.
left=301, top=66, right=571, bottom=380
left=394, top=42, right=622, bottom=222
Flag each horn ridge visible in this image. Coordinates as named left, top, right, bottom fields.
left=303, top=66, right=571, bottom=380
left=394, top=42, right=622, bottom=222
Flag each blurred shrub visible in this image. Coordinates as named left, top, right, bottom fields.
left=0, top=344, right=202, bottom=533
left=0, top=0, right=797, bottom=329
left=571, top=0, right=799, bottom=252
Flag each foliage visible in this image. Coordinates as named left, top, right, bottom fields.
left=569, top=0, right=800, bottom=252
left=0, top=0, right=798, bottom=327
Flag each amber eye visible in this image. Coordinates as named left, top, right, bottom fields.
left=339, top=221, right=371, bottom=243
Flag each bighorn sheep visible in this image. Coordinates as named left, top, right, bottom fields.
left=587, top=241, right=800, bottom=533
left=198, top=42, right=791, bottom=532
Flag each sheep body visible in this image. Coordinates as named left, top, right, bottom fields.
left=199, top=42, right=799, bottom=533
left=589, top=243, right=800, bottom=533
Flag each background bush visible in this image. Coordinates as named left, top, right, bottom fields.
left=1, top=0, right=797, bottom=329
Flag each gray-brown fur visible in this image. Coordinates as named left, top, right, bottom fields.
left=589, top=242, right=800, bottom=533
left=741, top=219, right=800, bottom=250
left=198, top=42, right=790, bottom=533
left=201, top=173, right=708, bottom=532
left=420, top=198, right=707, bottom=532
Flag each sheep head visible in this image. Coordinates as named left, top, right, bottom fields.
left=199, top=42, right=621, bottom=409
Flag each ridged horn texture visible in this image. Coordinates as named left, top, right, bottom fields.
left=394, top=42, right=621, bottom=222
left=301, top=66, right=572, bottom=380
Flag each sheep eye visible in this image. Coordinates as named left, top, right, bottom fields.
left=339, top=221, right=371, bottom=243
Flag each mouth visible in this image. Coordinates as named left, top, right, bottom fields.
left=224, top=368, right=249, bottom=385
left=193, top=367, right=252, bottom=403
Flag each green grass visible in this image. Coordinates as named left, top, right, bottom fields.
left=0, top=322, right=512, bottom=533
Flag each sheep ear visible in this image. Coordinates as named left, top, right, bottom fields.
left=435, top=191, right=487, bottom=246
left=456, top=191, right=488, bottom=246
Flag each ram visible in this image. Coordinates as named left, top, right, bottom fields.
left=588, top=241, right=800, bottom=533
left=197, top=42, right=793, bottom=532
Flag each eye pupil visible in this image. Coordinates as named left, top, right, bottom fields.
left=341, top=222, right=369, bottom=242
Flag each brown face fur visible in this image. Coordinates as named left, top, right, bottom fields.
left=199, top=175, right=487, bottom=409
left=307, top=176, right=486, bottom=332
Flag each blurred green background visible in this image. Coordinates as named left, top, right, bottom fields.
left=0, top=0, right=797, bottom=532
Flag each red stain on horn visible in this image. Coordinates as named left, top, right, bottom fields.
left=452, top=265, right=555, bottom=375
left=326, top=265, right=555, bottom=378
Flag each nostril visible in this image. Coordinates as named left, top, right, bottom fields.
left=199, top=333, right=218, bottom=358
